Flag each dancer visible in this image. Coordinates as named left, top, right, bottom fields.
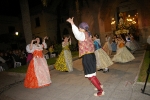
left=93, top=34, right=113, bottom=73
left=66, top=17, right=104, bottom=97
left=24, top=36, right=52, bottom=88
left=54, top=35, right=73, bottom=72
left=112, top=37, right=135, bottom=63
left=103, top=35, right=112, bottom=56
left=125, top=34, right=136, bottom=53
left=111, top=35, right=117, bottom=52
left=129, top=34, right=140, bottom=50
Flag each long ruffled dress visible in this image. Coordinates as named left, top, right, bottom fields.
left=94, top=39, right=113, bottom=70
left=125, top=37, right=137, bottom=52
left=103, top=36, right=112, bottom=56
left=54, top=42, right=73, bottom=72
left=131, top=38, right=140, bottom=50
left=112, top=41, right=135, bottom=63
left=24, top=43, right=51, bottom=88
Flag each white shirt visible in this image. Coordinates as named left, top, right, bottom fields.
left=26, top=42, right=47, bottom=53
left=72, top=25, right=85, bottom=41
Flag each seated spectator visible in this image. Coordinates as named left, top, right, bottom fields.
left=49, top=44, right=55, bottom=54
left=3, top=52, right=13, bottom=69
left=12, top=50, right=21, bottom=62
left=19, top=49, right=27, bottom=65
left=0, top=56, right=9, bottom=70
left=11, top=49, right=24, bottom=67
left=48, top=44, right=58, bottom=57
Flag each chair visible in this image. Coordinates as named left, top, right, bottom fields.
left=44, top=54, right=49, bottom=59
left=50, top=54, right=56, bottom=58
left=12, top=56, right=22, bottom=68
left=0, top=66, right=4, bottom=72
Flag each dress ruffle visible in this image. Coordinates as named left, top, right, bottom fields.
left=24, top=50, right=51, bottom=88
left=54, top=45, right=73, bottom=72
left=112, top=47, right=135, bottom=63
left=95, top=49, right=113, bottom=69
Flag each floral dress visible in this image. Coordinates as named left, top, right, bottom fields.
left=54, top=42, right=73, bottom=72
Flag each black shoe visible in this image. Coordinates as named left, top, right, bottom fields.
left=103, top=69, right=109, bottom=73
left=97, top=69, right=103, bottom=71
left=65, top=71, right=68, bottom=72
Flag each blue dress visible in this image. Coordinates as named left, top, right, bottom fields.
left=111, top=41, right=117, bottom=52
left=93, top=39, right=113, bottom=70
left=94, top=41, right=101, bottom=51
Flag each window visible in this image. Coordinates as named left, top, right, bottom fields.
left=35, top=17, right=40, bottom=27
left=8, top=26, right=15, bottom=34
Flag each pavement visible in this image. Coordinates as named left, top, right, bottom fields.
left=0, top=49, right=150, bottom=100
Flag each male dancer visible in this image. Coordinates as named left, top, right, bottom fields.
left=66, top=17, right=104, bottom=97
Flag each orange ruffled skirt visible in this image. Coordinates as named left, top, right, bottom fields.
left=24, top=56, right=51, bottom=88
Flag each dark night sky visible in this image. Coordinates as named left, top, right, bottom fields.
left=0, top=0, right=42, bottom=16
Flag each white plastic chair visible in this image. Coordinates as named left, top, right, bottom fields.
left=12, top=56, right=22, bottom=68
left=50, top=54, right=56, bottom=58
left=0, top=66, right=4, bottom=72
left=44, top=54, right=49, bottom=59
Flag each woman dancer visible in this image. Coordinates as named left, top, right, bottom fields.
left=93, top=34, right=113, bottom=73
left=54, top=35, right=73, bottom=72
left=111, top=35, right=117, bottom=52
left=125, top=34, right=136, bottom=53
left=103, top=35, right=112, bottom=56
left=112, top=37, right=135, bottom=63
left=24, top=36, right=52, bottom=88
left=129, top=34, right=140, bottom=50
left=66, top=17, right=104, bottom=97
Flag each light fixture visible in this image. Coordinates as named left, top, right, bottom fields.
left=132, top=21, right=136, bottom=24
left=119, top=12, right=123, bottom=17
left=111, top=18, right=116, bottom=25
left=126, top=15, right=132, bottom=22
left=132, top=18, right=136, bottom=24
left=15, top=32, right=19, bottom=36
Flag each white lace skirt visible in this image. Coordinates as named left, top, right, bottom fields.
left=95, top=48, right=113, bottom=69
left=112, top=47, right=135, bottom=63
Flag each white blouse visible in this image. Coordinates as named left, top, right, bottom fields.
left=26, top=42, right=47, bottom=53
left=72, top=25, right=85, bottom=41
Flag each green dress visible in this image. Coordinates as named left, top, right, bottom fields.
left=54, top=42, right=73, bottom=72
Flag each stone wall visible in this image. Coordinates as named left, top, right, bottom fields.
left=69, top=0, right=150, bottom=45
left=137, top=0, right=150, bottom=43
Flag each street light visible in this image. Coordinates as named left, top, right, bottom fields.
left=15, top=32, right=19, bottom=36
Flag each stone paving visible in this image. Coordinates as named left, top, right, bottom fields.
left=0, top=49, right=150, bottom=100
